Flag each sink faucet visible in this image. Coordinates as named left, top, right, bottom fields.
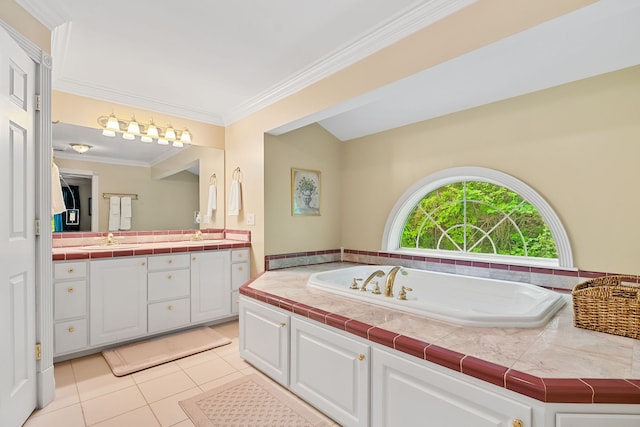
left=105, top=232, right=116, bottom=246
left=191, top=230, right=203, bottom=241
left=360, top=269, right=385, bottom=292
left=384, top=266, right=406, bottom=297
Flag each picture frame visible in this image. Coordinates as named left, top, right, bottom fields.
left=291, top=168, right=320, bottom=216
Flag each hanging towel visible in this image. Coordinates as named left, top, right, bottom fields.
left=207, top=184, right=217, bottom=217
left=108, top=196, right=121, bottom=231
left=51, top=161, right=66, bottom=214
left=120, top=196, right=132, bottom=230
left=228, top=179, right=241, bottom=216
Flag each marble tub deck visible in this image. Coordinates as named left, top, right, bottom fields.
left=240, top=263, right=640, bottom=404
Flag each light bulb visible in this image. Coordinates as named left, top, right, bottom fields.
left=146, top=122, right=159, bottom=138
left=123, top=133, right=135, bottom=140
left=172, top=141, right=183, bottom=148
left=102, top=129, right=116, bottom=137
left=165, top=126, right=176, bottom=140
left=180, top=129, right=191, bottom=143
left=106, top=114, right=119, bottom=131
left=127, top=117, right=140, bottom=134
left=141, top=135, right=152, bottom=142
left=157, top=138, right=169, bottom=145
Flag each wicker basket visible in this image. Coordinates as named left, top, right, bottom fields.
left=572, top=275, right=640, bottom=339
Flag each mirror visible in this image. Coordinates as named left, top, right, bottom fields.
left=52, top=123, right=224, bottom=232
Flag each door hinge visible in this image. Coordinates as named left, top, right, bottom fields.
left=34, top=219, right=41, bottom=236
left=35, top=343, right=41, bottom=361
left=35, top=94, right=41, bottom=111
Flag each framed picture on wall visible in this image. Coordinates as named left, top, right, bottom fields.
left=291, top=168, right=320, bottom=216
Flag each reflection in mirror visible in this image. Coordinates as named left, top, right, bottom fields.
left=52, top=123, right=224, bottom=232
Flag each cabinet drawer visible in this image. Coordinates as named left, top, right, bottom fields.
left=231, top=249, right=249, bottom=263
left=148, top=298, right=190, bottom=333
left=54, top=280, right=87, bottom=320
left=148, top=254, right=189, bottom=271
left=148, top=269, right=190, bottom=301
left=231, top=262, right=250, bottom=290
left=54, top=319, right=87, bottom=355
left=54, top=261, right=87, bottom=280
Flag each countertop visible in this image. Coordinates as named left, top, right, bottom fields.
left=241, top=262, right=640, bottom=404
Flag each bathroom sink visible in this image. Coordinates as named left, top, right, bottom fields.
left=80, top=244, right=140, bottom=250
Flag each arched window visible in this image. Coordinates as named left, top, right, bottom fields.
left=382, top=167, right=573, bottom=268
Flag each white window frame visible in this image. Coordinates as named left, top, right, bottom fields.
left=381, top=167, right=574, bottom=268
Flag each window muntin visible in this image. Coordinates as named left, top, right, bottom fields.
left=401, top=181, right=558, bottom=259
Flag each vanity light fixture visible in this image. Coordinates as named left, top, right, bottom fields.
left=71, top=144, right=91, bottom=154
left=97, top=114, right=192, bottom=146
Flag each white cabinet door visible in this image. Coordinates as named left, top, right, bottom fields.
left=556, top=413, right=640, bottom=427
left=371, top=348, right=532, bottom=427
left=190, top=251, right=230, bottom=323
left=90, top=257, right=148, bottom=346
left=290, top=317, right=369, bottom=427
left=239, top=297, right=289, bottom=386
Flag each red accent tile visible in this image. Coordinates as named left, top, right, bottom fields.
left=345, top=320, right=373, bottom=339
left=368, top=327, right=399, bottom=348
left=89, top=251, right=113, bottom=259
left=555, top=269, right=579, bottom=277
left=455, top=260, right=472, bottom=267
left=278, top=298, right=296, bottom=312
left=133, top=248, right=153, bottom=256
left=171, top=247, right=189, bottom=253
left=52, top=234, right=62, bottom=240
left=461, top=356, right=508, bottom=387
left=579, top=271, right=606, bottom=279
left=308, top=307, right=329, bottom=324
left=542, top=378, right=593, bottom=403
left=426, top=257, right=441, bottom=263
left=425, top=344, right=464, bottom=372
left=505, top=370, right=546, bottom=402
left=509, top=265, right=530, bottom=272
left=393, top=335, right=429, bottom=359
left=292, top=303, right=312, bottom=317
left=583, top=379, right=640, bottom=404
left=531, top=267, right=553, bottom=274
left=52, top=253, right=66, bottom=261
left=441, top=258, right=456, bottom=265
left=152, top=247, right=171, bottom=254
left=64, top=252, right=89, bottom=260
left=263, top=294, right=282, bottom=307
left=325, top=313, right=349, bottom=330
left=471, top=261, right=491, bottom=269
left=112, top=249, right=134, bottom=257
left=627, top=379, right=640, bottom=390
left=490, top=263, right=509, bottom=270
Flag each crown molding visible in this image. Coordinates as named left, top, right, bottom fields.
left=53, top=77, right=225, bottom=126
left=16, top=0, right=70, bottom=30
left=223, top=0, right=477, bottom=124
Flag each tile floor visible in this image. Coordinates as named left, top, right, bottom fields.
left=24, top=320, right=337, bottom=427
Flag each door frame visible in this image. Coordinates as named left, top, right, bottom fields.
left=0, top=19, right=54, bottom=408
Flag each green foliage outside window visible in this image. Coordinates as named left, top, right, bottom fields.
left=401, top=181, right=557, bottom=258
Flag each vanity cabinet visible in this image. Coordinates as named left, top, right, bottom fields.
left=90, top=257, right=148, bottom=346
left=190, top=250, right=231, bottom=323
left=371, top=347, right=531, bottom=427
left=53, top=261, right=88, bottom=355
left=147, top=254, right=190, bottom=333
left=230, top=248, right=250, bottom=314
left=555, top=413, right=640, bottom=427
left=290, top=317, right=370, bottom=427
left=239, top=297, right=289, bottom=386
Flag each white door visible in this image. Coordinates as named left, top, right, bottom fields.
left=0, top=26, right=37, bottom=427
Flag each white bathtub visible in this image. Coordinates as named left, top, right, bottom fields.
left=307, top=265, right=565, bottom=328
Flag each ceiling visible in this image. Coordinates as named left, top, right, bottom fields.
left=19, top=0, right=640, bottom=157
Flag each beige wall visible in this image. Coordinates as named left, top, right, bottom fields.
left=339, top=66, right=640, bottom=276
left=55, top=157, right=199, bottom=231
left=264, top=124, right=342, bottom=255
left=0, top=0, right=50, bottom=53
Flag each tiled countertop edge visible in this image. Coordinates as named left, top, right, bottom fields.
left=239, top=277, right=640, bottom=405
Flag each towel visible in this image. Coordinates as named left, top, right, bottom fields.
left=120, top=196, right=132, bottom=230
left=51, top=161, right=66, bottom=214
left=108, top=196, right=120, bottom=231
left=207, top=184, right=217, bottom=217
left=228, top=179, right=241, bottom=216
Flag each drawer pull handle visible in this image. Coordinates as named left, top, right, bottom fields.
left=68, top=327, right=75, bottom=333
left=238, top=266, right=243, bottom=271
left=279, top=322, right=286, bottom=328
left=238, top=253, right=244, bottom=258
left=168, top=259, right=173, bottom=264
left=67, top=268, right=74, bottom=273
left=168, top=305, right=173, bottom=311
left=167, top=275, right=172, bottom=280
left=67, top=287, right=74, bottom=293
left=358, top=354, right=365, bottom=361
left=192, top=257, right=196, bottom=261
left=512, top=420, right=523, bottom=427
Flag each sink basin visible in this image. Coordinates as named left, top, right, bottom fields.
left=80, top=244, right=140, bottom=250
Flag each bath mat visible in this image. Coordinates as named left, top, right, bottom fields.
left=179, top=374, right=334, bottom=427
left=102, top=327, right=231, bottom=377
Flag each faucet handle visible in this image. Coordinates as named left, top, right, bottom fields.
left=398, top=286, right=413, bottom=300
left=372, top=281, right=381, bottom=295
left=350, top=278, right=362, bottom=289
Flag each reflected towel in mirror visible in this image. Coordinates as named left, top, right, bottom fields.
left=108, top=196, right=120, bottom=231
left=120, top=196, right=132, bottom=230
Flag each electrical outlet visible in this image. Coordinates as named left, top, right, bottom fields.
left=247, top=213, right=255, bottom=226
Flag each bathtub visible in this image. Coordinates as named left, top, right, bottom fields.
left=307, top=265, right=566, bottom=327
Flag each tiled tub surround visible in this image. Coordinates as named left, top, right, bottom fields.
left=52, top=228, right=251, bottom=260
left=240, top=263, right=640, bottom=405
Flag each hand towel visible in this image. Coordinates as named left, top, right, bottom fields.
left=51, top=161, right=66, bottom=214
left=120, top=196, right=132, bottom=230
left=228, top=179, right=241, bottom=216
left=207, top=184, right=217, bottom=217
left=108, top=196, right=120, bottom=231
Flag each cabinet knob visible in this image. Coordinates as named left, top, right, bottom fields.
left=238, top=253, right=244, bottom=258
left=192, top=257, right=197, bottom=261
left=67, top=287, right=74, bottom=293
left=67, top=268, right=74, bottom=273
left=238, top=266, right=243, bottom=271
left=279, top=322, right=286, bottom=328
left=358, top=354, right=365, bottom=361
left=512, top=419, right=523, bottom=427
left=167, top=274, right=172, bottom=280
left=167, top=259, right=173, bottom=264
left=141, top=261, right=146, bottom=266
left=68, top=327, right=75, bottom=333
left=168, top=305, right=173, bottom=311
